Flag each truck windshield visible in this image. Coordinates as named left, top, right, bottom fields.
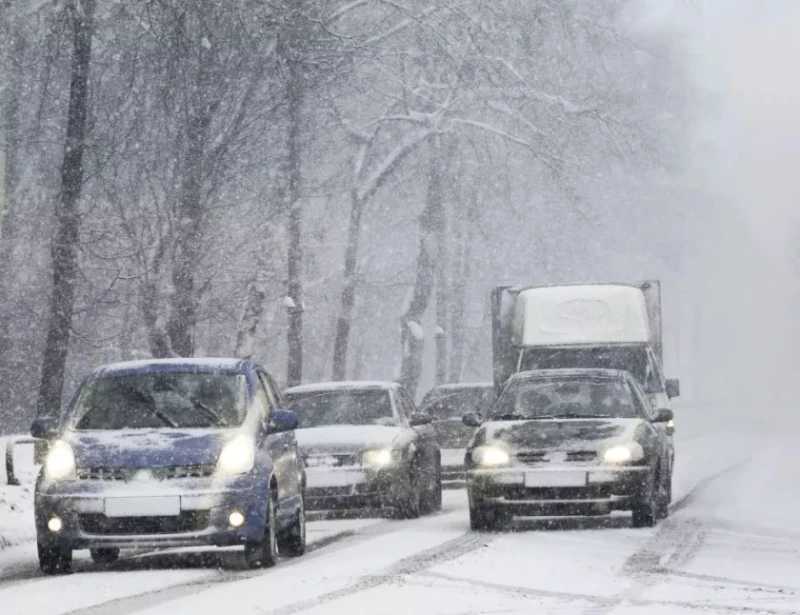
left=519, top=346, right=647, bottom=384
left=489, top=377, right=638, bottom=420
left=70, top=372, right=248, bottom=430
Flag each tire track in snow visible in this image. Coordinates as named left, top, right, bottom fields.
left=259, top=532, right=487, bottom=615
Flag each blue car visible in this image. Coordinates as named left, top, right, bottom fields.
left=31, top=358, right=306, bottom=574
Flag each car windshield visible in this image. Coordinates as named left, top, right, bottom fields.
left=286, top=390, right=396, bottom=427
left=421, top=387, right=495, bottom=420
left=488, top=377, right=638, bottom=420
left=519, top=347, right=647, bottom=384
left=70, top=372, right=248, bottom=430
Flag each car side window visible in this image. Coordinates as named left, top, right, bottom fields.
left=629, top=382, right=653, bottom=420
left=252, top=374, right=271, bottom=429
left=645, top=350, right=665, bottom=393
left=256, top=370, right=279, bottom=411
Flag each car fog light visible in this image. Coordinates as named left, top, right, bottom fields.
left=229, top=511, right=245, bottom=528
left=47, top=516, right=63, bottom=533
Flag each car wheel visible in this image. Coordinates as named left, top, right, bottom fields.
left=244, top=491, right=278, bottom=569
left=277, top=492, right=306, bottom=557
left=38, top=542, right=72, bottom=575
left=469, top=502, right=508, bottom=532
left=656, top=468, right=671, bottom=520
left=90, top=548, right=120, bottom=565
left=395, top=471, right=421, bottom=519
left=632, top=468, right=659, bottom=528
left=420, top=458, right=442, bottom=515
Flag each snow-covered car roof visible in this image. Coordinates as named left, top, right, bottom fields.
left=426, top=382, right=493, bottom=392
left=284, top=381, right=400, bottom=395
left=511, top=368, right=631, bottom=382
left=91, top=357, right=250, bottom=378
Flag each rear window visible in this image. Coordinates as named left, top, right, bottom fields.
left=421, top=387, right=494, bottom=420
left=70, top=372, right=248, bottom=430
left=286, top=390, right=396, bottom=427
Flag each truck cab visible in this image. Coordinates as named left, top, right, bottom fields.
left=491, top=281, right=680, bottom=418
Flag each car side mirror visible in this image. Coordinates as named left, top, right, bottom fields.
left=409, top=413, right=433, bottom=427
left=462, top=413, right=482, bottom=428
left=268, top=409, right=299, bottom=434
left=652, top=408, right=674, bottom=424
left=665, top=378, right=680, bottom=399
left=31, top=416, right=59, bottom=440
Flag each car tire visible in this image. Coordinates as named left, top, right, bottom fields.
left=38, top=542, right=72, bottom=575
left=244, top=490, right=278, bottom=569
left=90, top=548, right=120, bottom=565
left=656, top=468, right=671, bottom=520
left=277, top=492, right=306, bottom=557
left=632, top=468, right=659, bottom=528
left=420, top=458, right=442, bottom=515
left=469, top=502, right=508, bottom=532
left=395, top=470, right=421, bottom=520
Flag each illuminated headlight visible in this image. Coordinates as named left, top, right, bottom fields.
left=603, top=443, right=645, bottom=464
left=44, top=440, right=76, bottom=481
left=217, top=434, right=256, bottom=475
left=361, top=449, right=399, bottom=467
left=471, top=446, right=511, bottom=467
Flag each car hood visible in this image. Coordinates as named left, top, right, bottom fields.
left=474, top=418, right=643, bottom=452
left=295, top=425, right=403, bottom=454
left=65, top=429, right=228, bottom=468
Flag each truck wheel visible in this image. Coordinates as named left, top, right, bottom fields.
left=38, top=542, right=72, bottom=575
left=90, top=548, right=120, bottom=564
left=277, top=493, right=306, bottom=557
left=244, top=491, right=278, bottom=569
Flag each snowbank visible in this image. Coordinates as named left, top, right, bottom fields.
left=0, top=436, right=36, bottom=552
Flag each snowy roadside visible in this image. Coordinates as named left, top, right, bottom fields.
left=0, top=436, right=37, bottom=553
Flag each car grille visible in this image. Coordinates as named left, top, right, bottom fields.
left=504, top=485, right=613, bottom=501
left=79, top=512, right=210, bottom=535
left=516, top=452, right=547, bottom=464
left=515, top=451, right=597, bottom=465
left=304, top=453, right=359, bottom=468
left=76, top=465, right=216, bottom=482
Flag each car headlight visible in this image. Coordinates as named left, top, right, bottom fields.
left=44, top=440, right=76, bottom=481
left=471, top=446, right=510, bottom=467
left=361, top=449, right=400, bottom=467
left=217, top=434, right=256, bottom=475
left=603, top=443, right=645, bottom=464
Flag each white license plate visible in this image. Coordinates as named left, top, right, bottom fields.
left=105, top=496, right=181, bottom=517
left=524, top=471, right=587, bottom=488
left=306, top=470, right=365, bottom=489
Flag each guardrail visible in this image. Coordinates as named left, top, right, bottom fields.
left=5, top=436, right=35, bottom=486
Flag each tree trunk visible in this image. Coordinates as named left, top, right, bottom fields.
left=166, top=32, right=214, bottom=357
left=235, top=281, right=267, bottom=359
left=284, top=50, right=304, bottom=387
left=400, top=140, right=444, bottom=397
left=36, top=0, right=95, bottom=417
left=331, top=188, right=364, bottom=380
left=448, top=195, right=474, bottom=383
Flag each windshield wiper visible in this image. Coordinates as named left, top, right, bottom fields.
left=121, top=385, right=179, bottom=428
left=159, top=381, right=226, bottom=427
left=492, top=413, right=529, bottom=421
left=542, top=413, right=615, bottom=419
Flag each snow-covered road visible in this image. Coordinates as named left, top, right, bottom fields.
left=2, top=425, right=798, bottom=615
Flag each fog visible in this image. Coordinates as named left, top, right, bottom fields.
left=644, top=0, right=800, bottom=429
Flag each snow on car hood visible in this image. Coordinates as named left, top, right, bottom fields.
left=295, top=425, right=403, bottom=454
left=475, top=418, right=643, bottom=452
left=64, top=429, right=228, bottom=468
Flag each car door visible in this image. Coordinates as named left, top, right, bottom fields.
left=629, top=380, right=669, bottom=469
left=254, top=369, right=297, bottom=515
left=262, top=369, right=303, bottom=500
left=399, top=389, right=438, bottom=489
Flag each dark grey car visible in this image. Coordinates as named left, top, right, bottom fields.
left=463, top=369, right=674, bottom=531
